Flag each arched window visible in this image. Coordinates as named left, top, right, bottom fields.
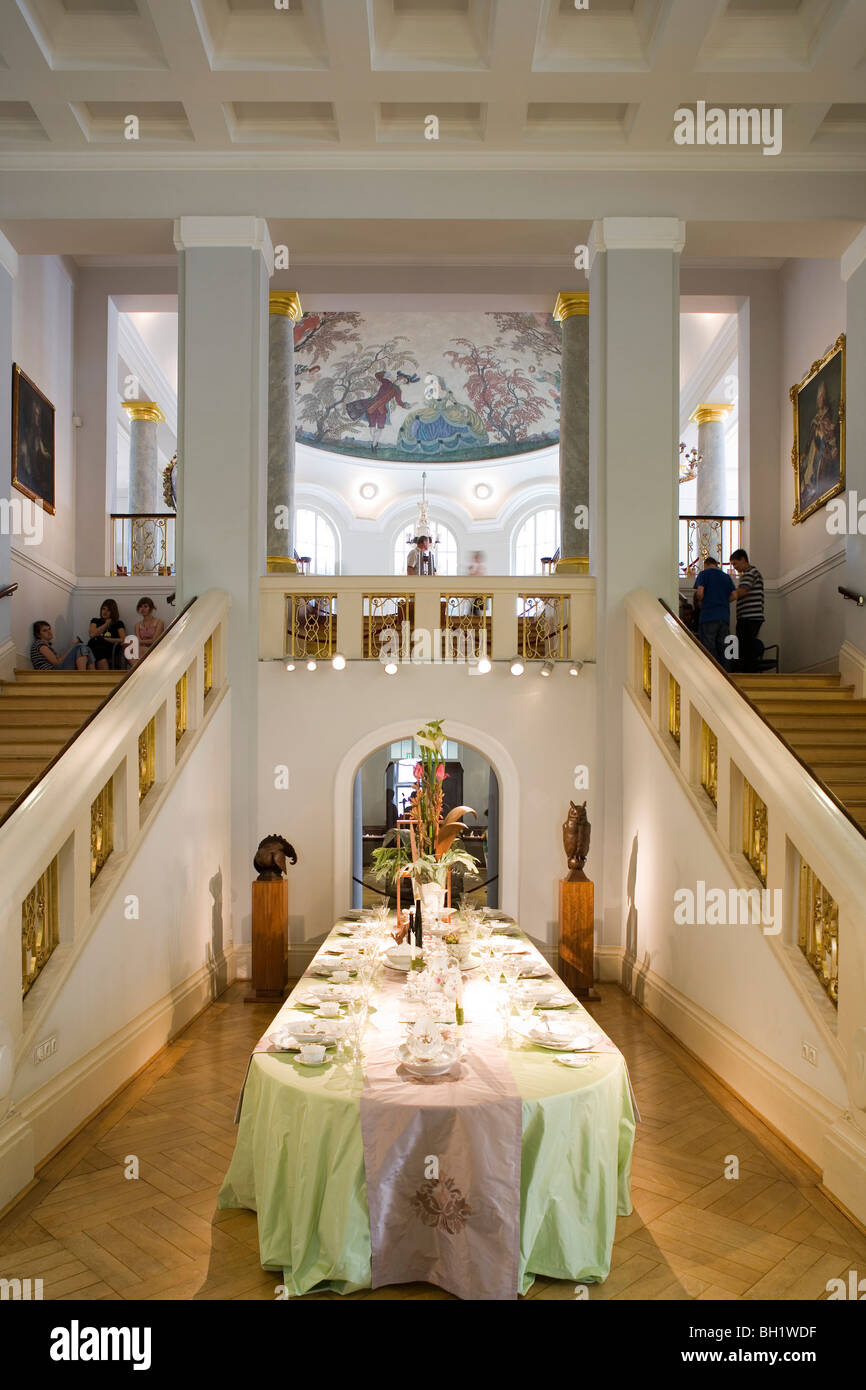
left=393, top=519, right=458, bottom=576
left=512, top=508, right=560, bottom=575
left=295, top=507, right=338, bottom=574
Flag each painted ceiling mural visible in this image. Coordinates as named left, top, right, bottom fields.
left=293, top=311, right=561, bottom=462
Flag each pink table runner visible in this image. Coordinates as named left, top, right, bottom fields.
left=359, top=970, right=522, bottom=1301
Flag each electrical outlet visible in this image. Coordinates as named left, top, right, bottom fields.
left=801, top=1041, right=818, bottom=1067
left=34, top=1036, right=57, bottom=1064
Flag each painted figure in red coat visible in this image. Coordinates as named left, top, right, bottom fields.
left=346, top=370, right=419, bottom=451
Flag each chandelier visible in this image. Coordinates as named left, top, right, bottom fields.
left=678, top=443, right=702, bottom=484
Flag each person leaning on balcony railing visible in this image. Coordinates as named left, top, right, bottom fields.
left=30, top=620, right=95, bottom=672
left=693, top=555, right=736, bottom=671
left=728, top=549, right=765, bottom=674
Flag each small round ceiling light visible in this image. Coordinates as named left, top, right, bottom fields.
left=306, top=659, right=317, bottom=672
left=360, top=482, right=378, bottom=500
left=384, top=659, right=398, bottom=676
left=477, top=655, right=492, bottom=674
left=332, top=653, right=346, bottom=671
left=510, top=656, right=525, bottom=676
left=285, top=661, right=295, bottom=672
left=474, top=483, right=493, bottom=500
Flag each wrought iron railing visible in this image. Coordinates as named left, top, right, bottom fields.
left=176, top=672, right=188, bottom=743
left=742, top=777, right=768, bottom=886
left=701, top=721, right=718, bottom=806
left=111, top=514, right=176, bottom=578
left=669, top=675, right=680, bottom=743
left=678, top=516, right=744, bottom=576
left=139, top=717, right=155, bottom=802
left=22, top=858, right=59, bottom=997
left=203, top=634, right=213, bottom=697
left=798, top=861, right=838, bottom=1006
left=518, top=595, right=569, bottom=659
left=90, top=776, right=114, bottom=883
left=442, top=594, right=491, bottom=660
left=363, top=594, right=412, bottom=660
left=287, top=594, right=338, bottom=660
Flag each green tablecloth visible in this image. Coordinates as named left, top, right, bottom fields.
left=218, top=923, right=635, bottom=1297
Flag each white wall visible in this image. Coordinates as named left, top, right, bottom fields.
left=777, top=258, right=846, bottom=671
left=257, top=661, right=596, bottom=954
left=10, top=256, right=77, bottom=655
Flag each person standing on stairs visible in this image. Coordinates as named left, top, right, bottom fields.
left=729, top=549, right=765, bottom=674
left=693, top=556, right=735, bottom=670
left=30, top=620, right=94, bottom=672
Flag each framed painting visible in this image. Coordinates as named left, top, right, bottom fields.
left=12, top=364, right=56, bottom=515
left=790, top=334, right=845, bottom=525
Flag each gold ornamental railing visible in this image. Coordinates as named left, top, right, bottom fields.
left=518, top=595, right=569, bottom=660
left=90, top=776, right=114, bottom=883
left=139, top=717, right=155, bottom=802
left=203, top=634, right=213, bottom=697
left=798, top=862, right=839, bottom=1006
left=678, top=516, right=744, bottom=577
left=641, top=636, right=652, bottom=699
left=176, top=672, right=187, bottom=743
left=701, top=721, right=718, bottom=806
left=22, top=858, right=59, bottom=997
left=742, top=778, right=768, bottom=886
left=363, top=594, right=412, bottom=660
left=668, top=675, right=680, bottom=743
left=111, top=514, right=175, bottom=578
left=287, top=594, right=338, bottom=660
left=442, top=594, right=491, bottom=659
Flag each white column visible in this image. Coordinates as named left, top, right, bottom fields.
left=589, top=216, right=683, bottom=964
left=842, top=231, right=866, bottom=658
left=174, top=215, right=272, bottom=952
left=0, top=232, right=17, bottom=676
left=121, top=400, right=165, bottom=514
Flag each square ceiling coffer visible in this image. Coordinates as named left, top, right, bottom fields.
left=17, top=0, right=166, bottom=69
left=70, top=101, right=193, bottom=143
left=224, top=102, right=338, bottom=143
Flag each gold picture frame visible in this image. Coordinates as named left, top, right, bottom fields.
left=12, top=364, right=56, bottom=515
left=790, top=333, right=845, bottom=525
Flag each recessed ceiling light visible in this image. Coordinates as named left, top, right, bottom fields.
left=384, top=659, right=398, bottom=676
left=306, top=660, right=317, bottom=671
left=474, top=483, right=492, bottom=500
left=477, top=655, right=491, bottom=674
left=332, top=653, right=346, bottom=671
left=285, top=661, right=295, bottom=672
left=360, top=482, right=378, bottom=500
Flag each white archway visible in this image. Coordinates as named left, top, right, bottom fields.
left=333, top=718, right=520, bottom=922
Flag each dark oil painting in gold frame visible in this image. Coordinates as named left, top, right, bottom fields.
left=790, top=334, right=845, bottom=525
left=12, top=363, right=56, bottom=515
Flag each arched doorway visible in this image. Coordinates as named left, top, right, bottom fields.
left=333, top=720, right=519, bottom=922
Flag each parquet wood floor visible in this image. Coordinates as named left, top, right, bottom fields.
left=1, top=981, right=862, bottom=1302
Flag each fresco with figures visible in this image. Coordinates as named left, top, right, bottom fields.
left=293, top=311, right=562, bottom=462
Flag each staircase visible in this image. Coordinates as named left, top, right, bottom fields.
left=731, top=672, right=866, bottom=832
left=0, top=670, right=127, bottom=820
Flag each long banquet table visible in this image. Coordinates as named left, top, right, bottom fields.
left=218, top=917, right=636, bottom=1299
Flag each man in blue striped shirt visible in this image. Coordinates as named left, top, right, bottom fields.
left=729, top=549, right=765, bottom=672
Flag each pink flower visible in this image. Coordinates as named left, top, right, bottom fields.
left=413, top=763, right=423, bottom=780
left=435, top=764, right=446, bottom=781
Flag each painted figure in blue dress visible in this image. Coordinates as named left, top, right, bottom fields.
left=398, top=375, right=488, bottom=457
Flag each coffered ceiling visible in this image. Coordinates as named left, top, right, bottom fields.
left=0, top=0, right=864, bottom=264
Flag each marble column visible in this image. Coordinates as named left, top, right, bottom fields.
left=121, top=400, right=165, bottom=514
left=174, top=214, right=272, bottom=951
left=0, top=232, right=16, bottom=677
left=690, top=403, right=733, bottom=518
left=268, top=291, right=303, bottom=573
left=588, top=216, right=683, bottom=972
left=553, top=291, right=590, bottom=574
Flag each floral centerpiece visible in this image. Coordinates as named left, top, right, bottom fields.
left=371, top=718, right=478, bottom=915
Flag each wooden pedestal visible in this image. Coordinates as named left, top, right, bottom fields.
left=558, top=876, right=600, bottom=1000
left=245, top=879, right=288, bottom=1002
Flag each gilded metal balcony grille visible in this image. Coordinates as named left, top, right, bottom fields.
left=363, top=594, right=412, bottom=660
left=22, top=858, right=59, bottom=997
left=701, top=721, right=718, bottom=806
left=641, top=637, right=652, bottom=699
left=203, top=634, right=213, bottom=697
left=742, top=778, right=768, bottom=886
left=442, top=594, right=491, bottom=660
left=798, top=862, right=838, bottom=1006
left=90, top=776, right=114, bottom=884
left=678, top=516, right=744, bottom=577
left=669, top=676, right=681, bottom=743
left=287, top=594, right=338, bottom=660
left=139, top=717, right=155, bottom=803
left=110, top=514, right=175, bottom=578
left=176, top=672, right=188, bottom=744
left=518, top=595, right=569, bottom=660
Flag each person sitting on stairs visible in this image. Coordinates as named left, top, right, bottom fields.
left=30, top=620, right=94, bottom=672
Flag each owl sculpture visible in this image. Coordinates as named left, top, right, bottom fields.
left=562, top=801, right=591, bottom=880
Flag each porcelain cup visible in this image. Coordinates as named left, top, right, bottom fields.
left=299, top=1043, right=326, bottom=1065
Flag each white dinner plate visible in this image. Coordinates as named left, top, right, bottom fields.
left=395, top=1043, right=458, bottom=1077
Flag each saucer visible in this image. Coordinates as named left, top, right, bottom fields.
left=555, top=1054, right=592, bottom=1069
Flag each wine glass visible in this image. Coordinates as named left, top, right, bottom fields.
left=513, top=994, right=536, bottom=1042
left=494, top=985, right=512, bottom=1045
left=346, top=997, right=368, bottom=1061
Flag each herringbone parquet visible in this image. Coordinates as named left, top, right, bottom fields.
left=1, top=982, right=863, bottom=1301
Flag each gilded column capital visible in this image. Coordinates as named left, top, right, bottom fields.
left=689, top=403, right=734, bottom=427
left=121, top=400, right=165, bottom=424
left=269, top=291, right=304, bottom=322
left=553, top=291, right=589, bottom=323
